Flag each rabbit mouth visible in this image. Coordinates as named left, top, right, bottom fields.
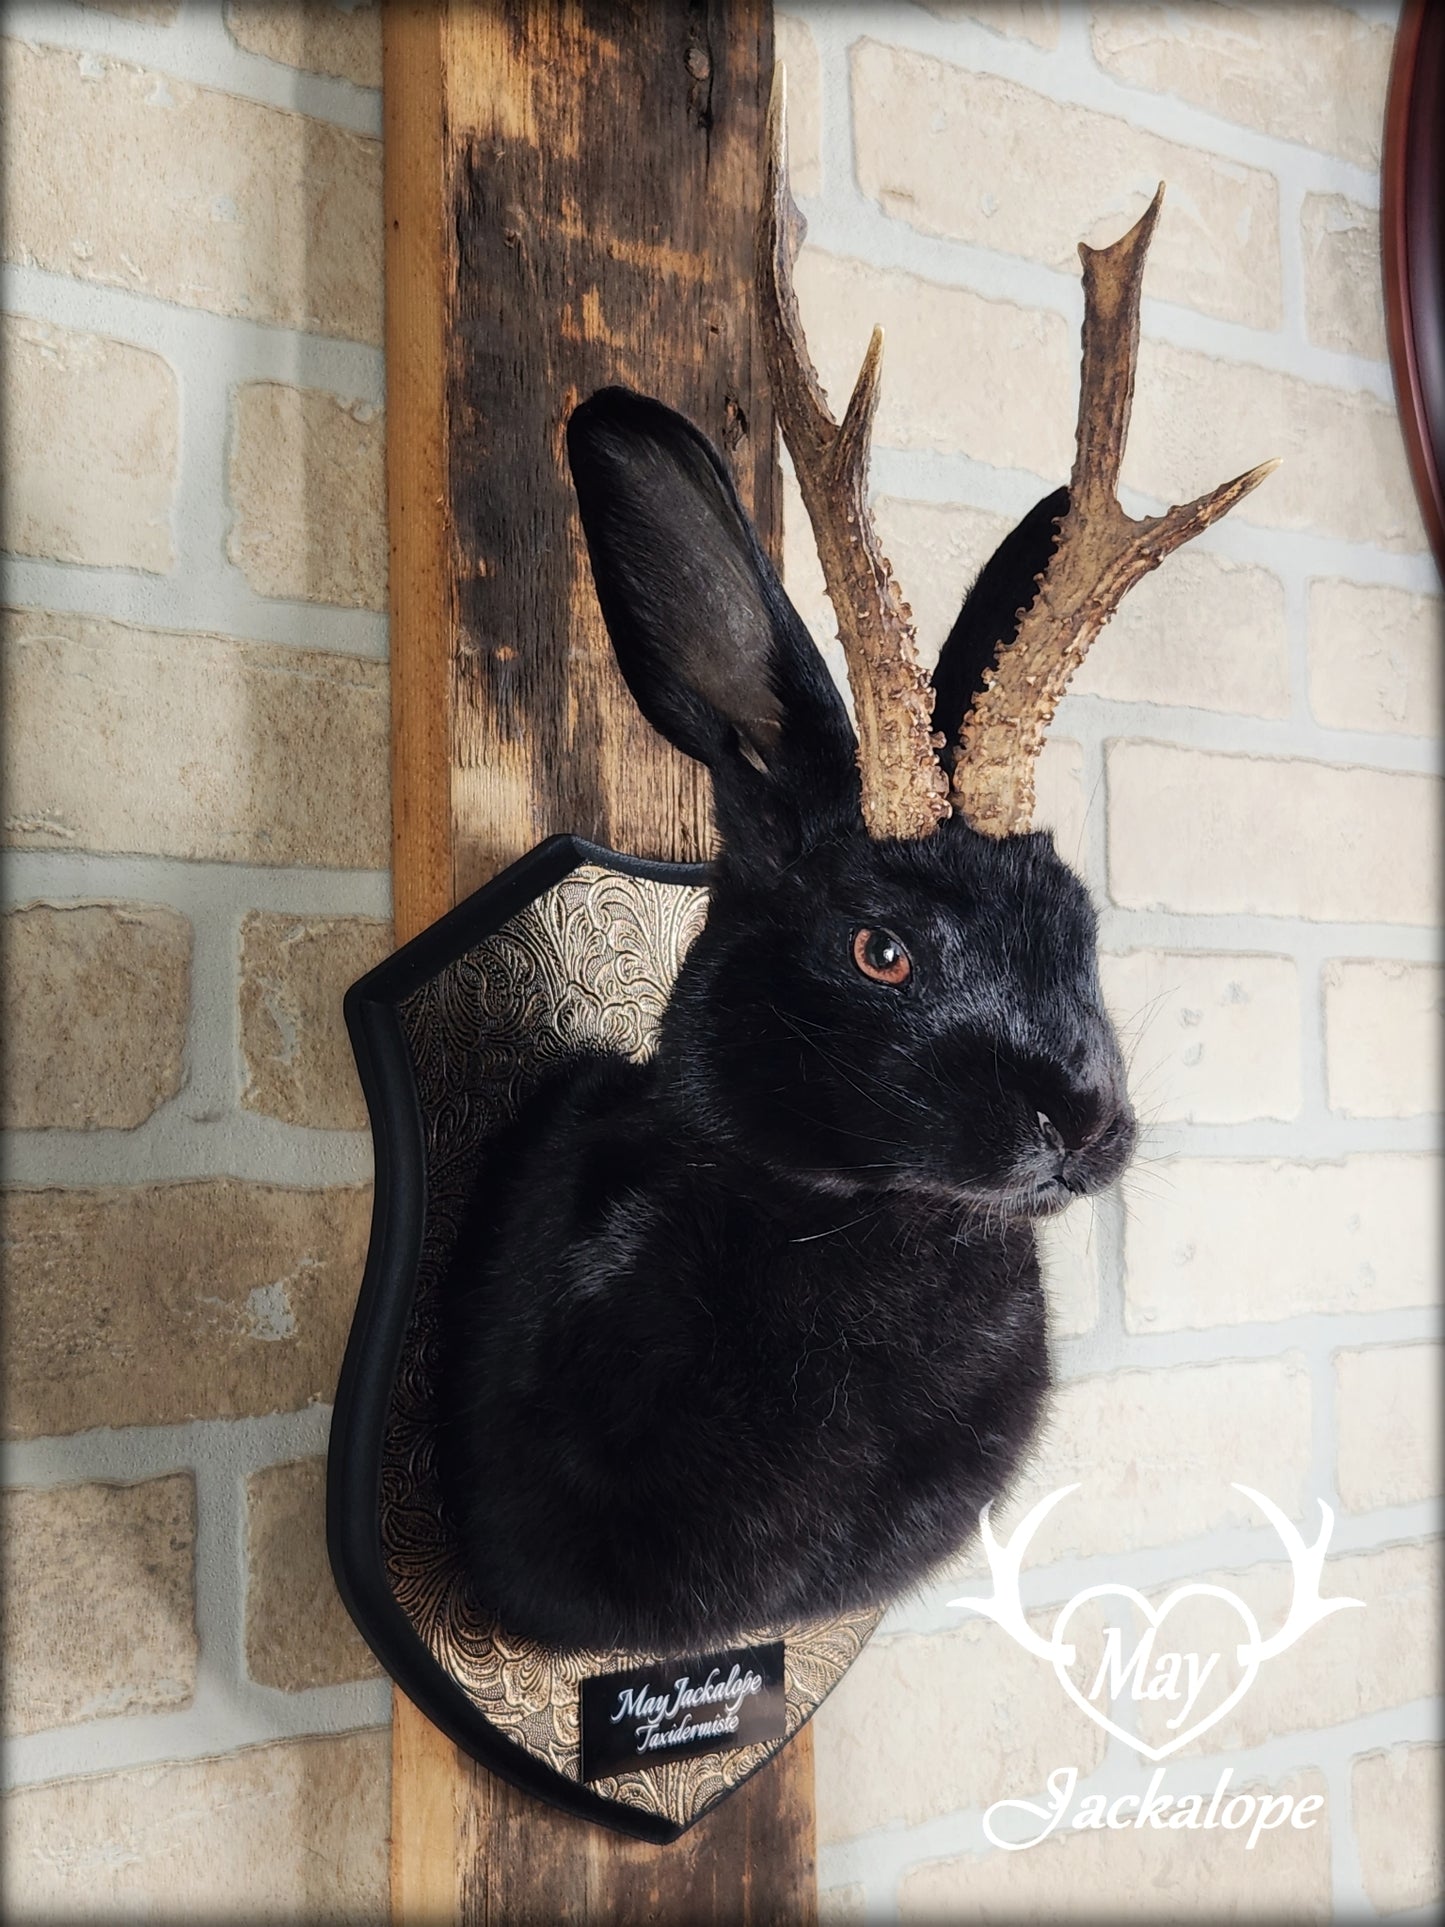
left=880, top=1169, right=1077, bottom=1221
left=1012, top=1174, right=1087, bottom=1217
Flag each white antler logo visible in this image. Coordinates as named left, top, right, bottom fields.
left=950, top=1485, right=1363, bottom=1761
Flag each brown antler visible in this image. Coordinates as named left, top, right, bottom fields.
left=757, top=69, right=950, bottom=841
left=950, top=185, right=1279, bottom=837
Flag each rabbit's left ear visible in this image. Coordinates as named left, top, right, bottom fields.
left=567, top=387, right=861, bottom=866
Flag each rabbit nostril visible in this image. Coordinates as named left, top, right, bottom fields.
left=1036, top=1109, right=1066, bottom=1154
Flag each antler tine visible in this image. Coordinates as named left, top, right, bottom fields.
left=1232, top=1486, right=1363, bottom=1663
left=947, top=1485, right=1079, bottom=1661
left=759, top=68, right=949, bottom=841
left=952, top=183, right=1280, bottom=838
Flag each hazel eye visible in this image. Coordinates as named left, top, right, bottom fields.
left=852, top=927, right=912, bottom=987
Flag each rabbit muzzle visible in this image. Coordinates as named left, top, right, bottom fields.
left=1021, top=1085, right=1137, bottom=1213
left=901, top=1010, right=1137, bottom=1220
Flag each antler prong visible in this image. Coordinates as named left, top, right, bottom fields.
left=1146, top=457, right=1283, bottom=559
left=948, top=1484, right=1079, bottom=1661
left=1233, top=1485, right=1363, bottom=1664
left=1073, top=182, right=1162, bottom=512
left=759, top=68, right=950, bottom=840
left=951, top=184, right=1280, bottom=838
left=835, top=324, right=884, bottom=471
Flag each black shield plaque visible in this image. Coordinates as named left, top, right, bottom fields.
left=327, top=836, right=880, bottom=1842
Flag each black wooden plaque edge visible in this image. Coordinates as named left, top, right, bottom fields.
left=327, top=835, right=839, bottom=1844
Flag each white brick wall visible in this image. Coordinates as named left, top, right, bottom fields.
left=777, top=4, right=1442, bottom=1920
left=1, top=0, right=391, bottom=1873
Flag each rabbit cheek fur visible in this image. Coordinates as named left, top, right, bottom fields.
left=438, top=388, right=1136, bottom=1655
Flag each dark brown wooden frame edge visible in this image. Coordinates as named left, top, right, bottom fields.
left=1383, top=0, right=1445, bottom=570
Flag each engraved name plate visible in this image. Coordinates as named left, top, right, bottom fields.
left=580, top=1641, right=787, bottom=1783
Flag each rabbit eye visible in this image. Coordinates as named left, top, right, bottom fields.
left=853, top=927, right=911, bottom=987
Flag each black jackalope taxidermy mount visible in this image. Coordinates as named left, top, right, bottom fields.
left=440, top=81, right=1276, bottom=1655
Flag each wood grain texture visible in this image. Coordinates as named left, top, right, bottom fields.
left=383, top=0, right=454, bottom=943
left=393, top=1689, right=461, bottom=1926
left=382, top=2, right=817, bottom=1917
left=458, top=1727, right=816, bottom=1927
left=384, top=12, right=466, bottom=1920
left=443, top=0, right=776, bottom=893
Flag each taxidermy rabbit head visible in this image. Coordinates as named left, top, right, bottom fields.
left=567, top=82, right=1276, bottom=1221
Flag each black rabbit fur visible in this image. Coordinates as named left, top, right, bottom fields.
left=439, top=388, right=1135, bottom=1654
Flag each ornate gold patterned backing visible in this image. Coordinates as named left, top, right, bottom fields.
left=388, top=863, right=880, bottom=1830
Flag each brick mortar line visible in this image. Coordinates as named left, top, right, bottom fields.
left=2, top=264, right=385, bottom=399
left=3, top=3, right=382, bottom=140
left=1, top=1115, right=375, bottom=1189
left=1124, top=1121, right=1439, bottom=1158
left=192, top=1444, right=251, bottom=1746
left=1279, top=561, right=1313, bottom=730
left=1087, top=1178, right=1127, bottom=1361
left=1063, top=699, right=1442, bottom=777
left=1327, top=1750, right=1373, bottom=1922
left=2, top=561, right=391, bottom=660
left=1300, top=955, right=1333, bottom=1122
left=1, top=852, right=393, bottom=913
left=1094, top=910, right=1440, bottom=966
left=1, top=1681, right=392, bottom=1794
left=190, top=318, right=271, bottom=615
left=1310, top=1326, right=1344, bottom=1555
left=2, top=1405, right=334, bottom=1485
left=1056, top=1307, right=1443, bottom=1375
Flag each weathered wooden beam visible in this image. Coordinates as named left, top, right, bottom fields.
left=381, top=2, right=816, bottom=1917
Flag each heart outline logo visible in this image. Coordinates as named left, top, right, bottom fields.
left=947, top=1483, right=1365, bottom=1776
left=1049, top=1581, right=1262, bottom=1762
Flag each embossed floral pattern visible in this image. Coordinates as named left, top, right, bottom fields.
left=382, top=863, right=879, bottom=1827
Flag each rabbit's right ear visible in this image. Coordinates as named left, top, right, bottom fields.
left=567, top=388, right=861, bottom=867
left=928, top=488, right=1069, bottom=755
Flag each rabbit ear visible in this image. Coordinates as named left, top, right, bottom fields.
left=929, top=488, right=1069, bottom=754
left=567, top=387, right=861, bottom=865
